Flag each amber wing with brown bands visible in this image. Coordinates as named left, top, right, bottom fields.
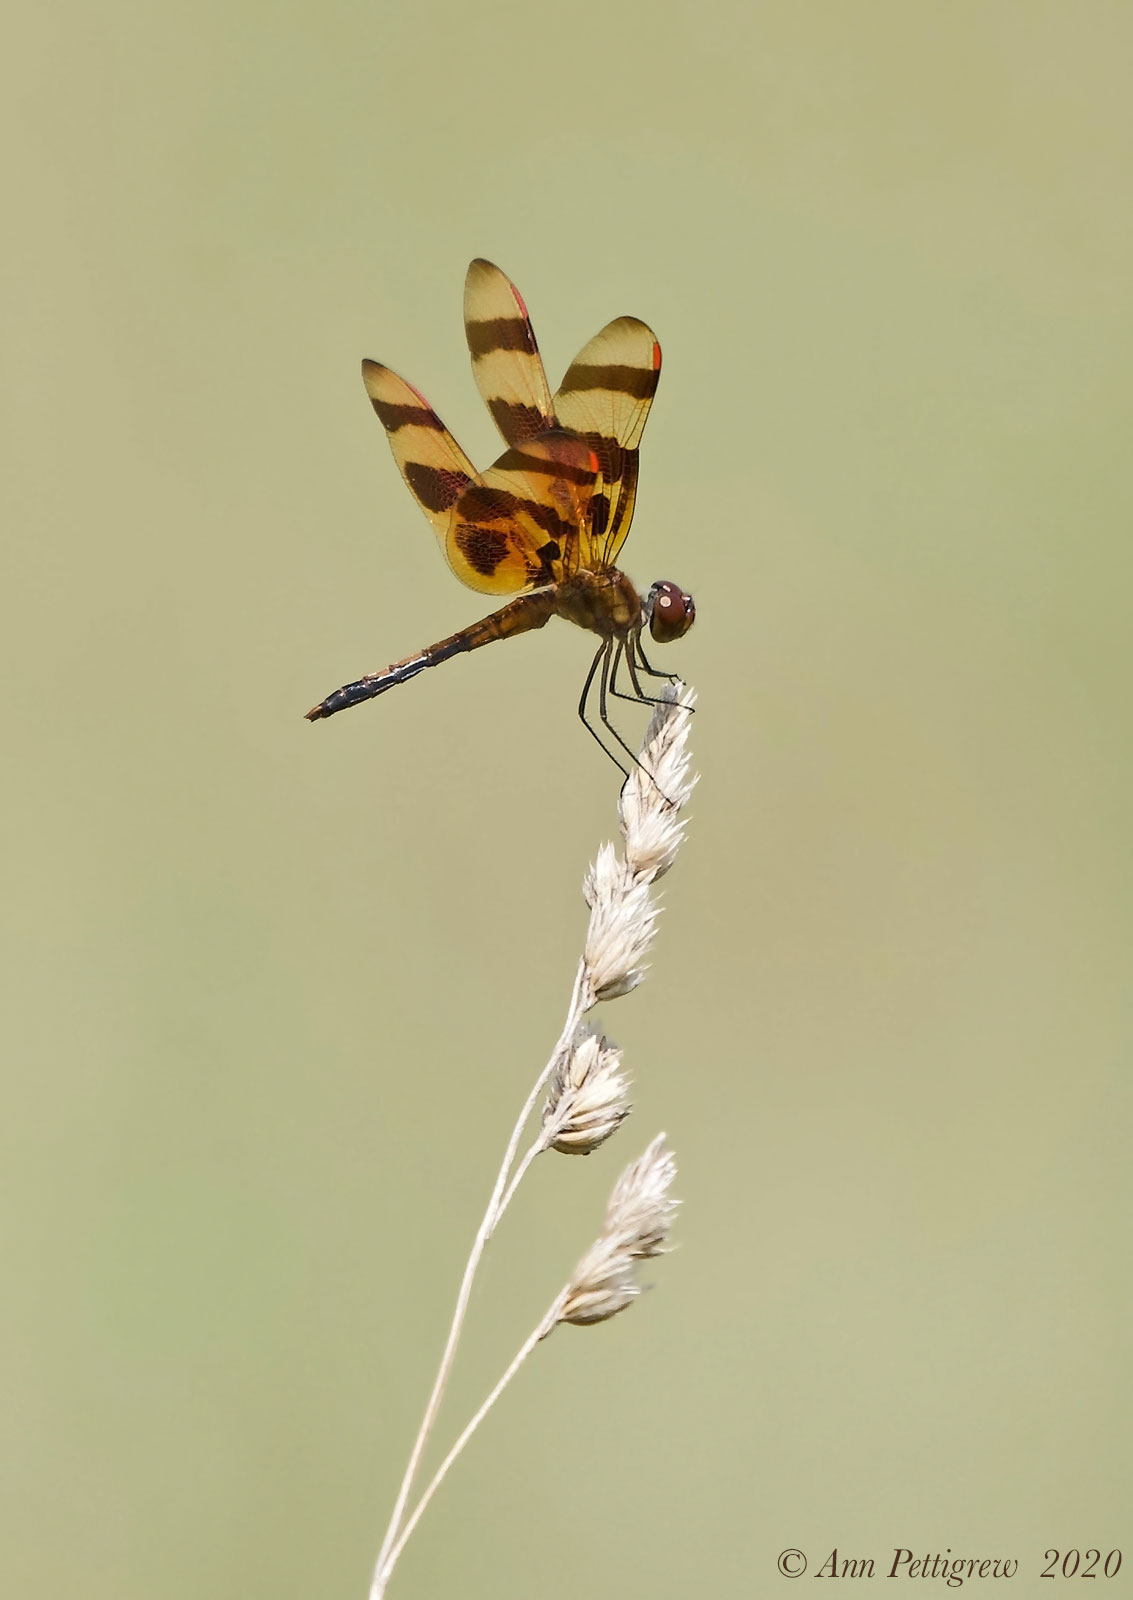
left=445, top=431, right=598, bottom=594
left=361, top=360, right=478, bottom=570
left=365, top=271, right=657, bottom=596
left=551, top=316, right=661, bottom=569
left=464, top=259, right=556, bottom=448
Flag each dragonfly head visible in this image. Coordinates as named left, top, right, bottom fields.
left=644, top=580, right=695, bottom=644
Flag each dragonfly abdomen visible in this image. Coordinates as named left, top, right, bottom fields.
left=305, top=651, right=435, bottom=719
left=305, top=590, right=558, bottom=722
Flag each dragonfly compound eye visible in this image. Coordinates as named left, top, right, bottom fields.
left=646, top=580, right=695, bottom=644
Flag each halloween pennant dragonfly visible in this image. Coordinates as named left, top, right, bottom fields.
left=306, top=259, right=694, bottom=774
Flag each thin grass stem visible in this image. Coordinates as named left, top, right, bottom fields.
left=373, top=1296, right=566, bottom=1594
left=369, top=962, right=588, bottom=1593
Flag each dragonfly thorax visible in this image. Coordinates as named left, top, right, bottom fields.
left=552, top=567, right=643, bottom=639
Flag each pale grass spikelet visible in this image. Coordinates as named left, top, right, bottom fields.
left=542, top=1025, right=631, bottom=1155
left=558, top=1135, right=679, bottom=1327
left=579, top=685, right=695, bottom=1009
left=556, top=1234, right=641, bottom=1326
left=603, top=1132, right=679, bottom=1260
left=582, top=843, right=658, bottom=1002
left=618, top=687, right=697, bottom=883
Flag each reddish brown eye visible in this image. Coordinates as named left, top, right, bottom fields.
left=646, top=580, right=695, bottom=643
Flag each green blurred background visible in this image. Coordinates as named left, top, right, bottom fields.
left=4, top=1, right=1130, bottom=1594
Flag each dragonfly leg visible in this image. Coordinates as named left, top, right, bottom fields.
left=599, top=643, right=653, bottom=774
left=609, top=634, right=670, bottom=707
left=632, top=634, right=683, bottom=683
left=575, top=640, right=681, bottom=800
left=577, top=640, right=631, bottom=779
left=608, top=632, right=693, bottom=712
left=597, top=642, right=678, bottom=801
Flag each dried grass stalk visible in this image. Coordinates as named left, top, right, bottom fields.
left=371, top=684, right=696, bottom=1597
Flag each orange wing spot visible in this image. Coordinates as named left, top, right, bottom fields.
left=652, top=341, right=662, bottom=371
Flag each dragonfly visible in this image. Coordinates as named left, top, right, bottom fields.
left=305, top=259, right=695, bottom=775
